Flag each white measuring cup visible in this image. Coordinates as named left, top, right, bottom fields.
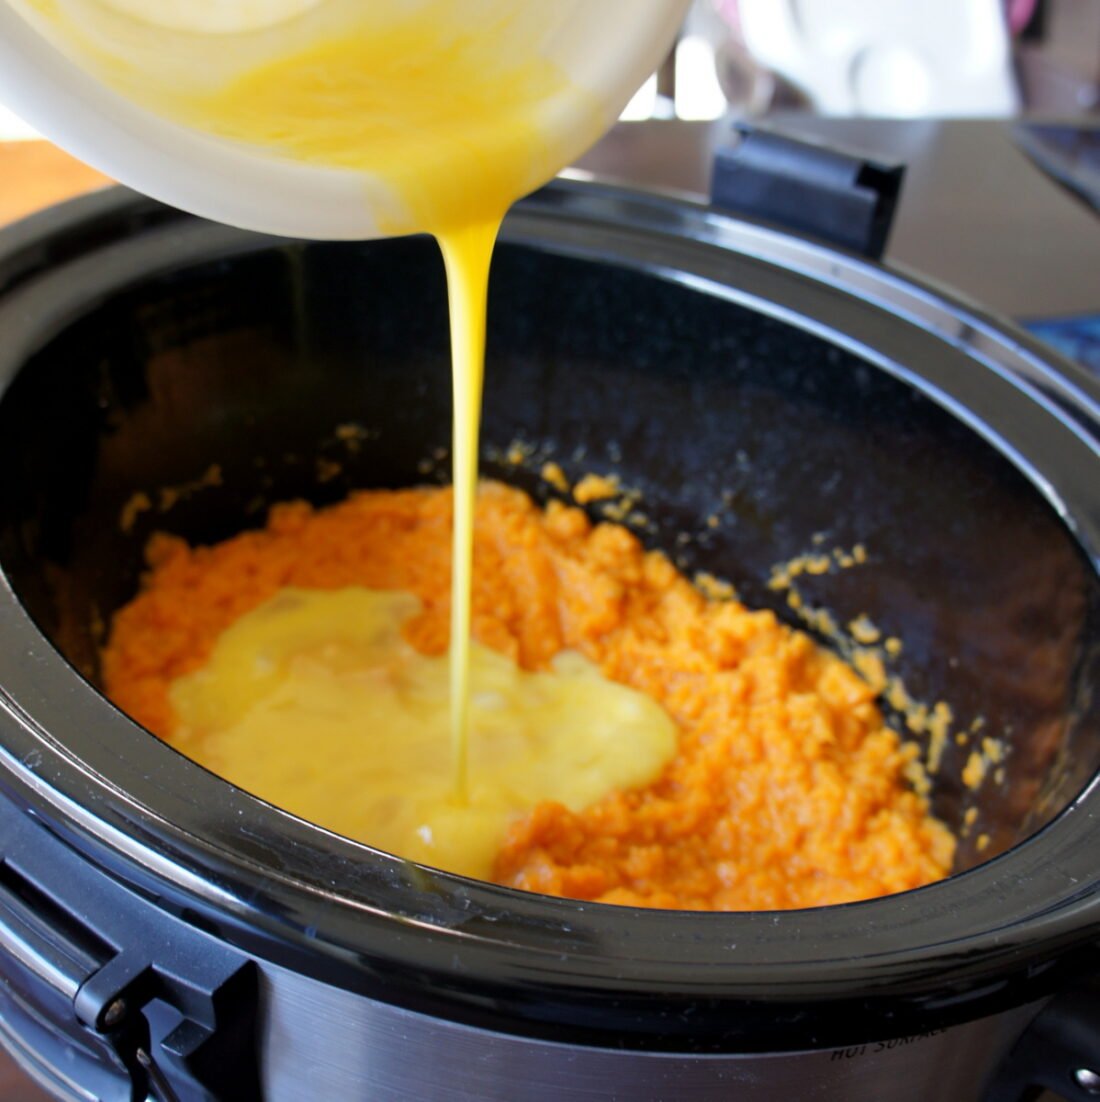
left=0, top=0, right=689, bottom=238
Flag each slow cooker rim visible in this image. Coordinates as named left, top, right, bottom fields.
left=0, top=182, right=1098, bottom=1046
left=2, top=657, right=1099, bottom=1049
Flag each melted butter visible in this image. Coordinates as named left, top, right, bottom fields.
left=164, top=11, right=602, bottom=797
left=162, top=6, right=598, bottom=233
left=438, top=220, right=497, bottom=800
left=170, top=587, right=677, bottom=878
left=35, top=0, right=616, bottom=810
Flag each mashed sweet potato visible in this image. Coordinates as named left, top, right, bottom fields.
left=103, top=481, right=954, bottom=910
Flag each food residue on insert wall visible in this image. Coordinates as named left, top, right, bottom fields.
left=981, top=736, right=1005, bottom=766
left=766, top=541, right=1004, bottom=791
left=693, top=571, right=738, bottom=602
left=158, top=464, right=223, bottom=512
left=925, top=702, right=953, bottom=776
left=333, top=423, right=372, bottom=453
left=315, top=457, right=342, bottom=483
left=505, top=440, right=535, bottom=467
left=118, top=465, right=223, bottom=532
left=572, top=472, right=621, bottom=505
left=119, top=491, right=152, bottom=534
left=848, top=615, right=881, bottom=646
left=539, top=461, right=570, bottom=495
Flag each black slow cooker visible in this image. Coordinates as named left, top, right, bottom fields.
left=0, top=171, right=1098, bottom=1102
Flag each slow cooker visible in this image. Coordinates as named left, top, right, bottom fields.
left=0, top=166, right=1097, bottom=1102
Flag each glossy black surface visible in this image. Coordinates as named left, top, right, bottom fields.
left=0, top=184, right=1097, bottom=1051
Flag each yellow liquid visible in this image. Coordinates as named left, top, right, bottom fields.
left=49, top=3, right=670, bottom=870
left=159, top=11, right=603, bottom=805
left=166, top=4, right=602, bottom=234
left=438, top=219, right=497, bottom=801
left=170, top=588, right=676, bottom=879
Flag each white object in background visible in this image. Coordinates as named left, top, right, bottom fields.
left=737, top=0, right=1018, bottom=117
left=621, top=74, right=660, bottom=121
left=675, top=34, right=729, bottom=120
left=0, top=0, right=690, bottom=239
left=0, top=102, right=38, bottom=140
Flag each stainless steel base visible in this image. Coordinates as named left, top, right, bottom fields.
left=261, top=964, right=1043, bottom=1102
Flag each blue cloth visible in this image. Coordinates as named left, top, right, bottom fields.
left=1022, top=315, right=1100, bottom=378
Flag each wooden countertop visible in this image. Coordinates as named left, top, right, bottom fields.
left=0, top=141, right=111, bottom=228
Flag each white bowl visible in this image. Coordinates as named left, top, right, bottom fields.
left=0, top=0, right=689, bottom=239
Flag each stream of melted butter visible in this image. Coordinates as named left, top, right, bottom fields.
left=44, top=2, right=670, bottom=868
left=170, top=9, right=606, bottom=804
left=170, top=588, right=677, bottom=879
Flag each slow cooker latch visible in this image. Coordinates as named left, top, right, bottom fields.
left=710, top=122, right=904, bottom=261
left=72, top=937, right=260, bottom=1102
left=985, top=978, right=1100, bottom=1102
left=0, top=797, right=262, bottom=1102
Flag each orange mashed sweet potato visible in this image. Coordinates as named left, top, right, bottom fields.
left=103, top=481, right=954, bottom=910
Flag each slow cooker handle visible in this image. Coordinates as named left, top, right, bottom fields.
left=0, top=793, right=261, bottom=1102
left=985, top=979, right=1100, bottom=1102
left=710, top=121, right=904, bottom=261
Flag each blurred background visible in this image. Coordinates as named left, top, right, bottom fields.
left=620, top=0, right=1099, bottom=123
left=570, top=0, right=1100, bottom=377
left=2, top=0, right=1098, bottom=139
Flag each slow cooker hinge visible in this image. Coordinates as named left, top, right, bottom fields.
left=71, top=940, right=261, bottom=1102
left=0, top=796, right=262, bottom=1102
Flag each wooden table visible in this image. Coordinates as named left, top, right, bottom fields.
left=0, top=140, right=111, bottom=227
